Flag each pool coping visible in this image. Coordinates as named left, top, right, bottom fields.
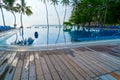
left=0, top=38, right=120, bottom=51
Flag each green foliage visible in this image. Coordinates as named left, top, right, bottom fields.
left=63, top=21, right=73, bottom=31
left=16, top=0, right=33, bottom=15
left=69, top=0, right=120, bottom=27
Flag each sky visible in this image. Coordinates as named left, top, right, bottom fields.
left=0, top=0, right=72, bottom=27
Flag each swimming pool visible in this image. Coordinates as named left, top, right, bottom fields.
left=3, top=25, right=120, bottom=46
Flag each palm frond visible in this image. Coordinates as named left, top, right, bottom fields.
left=25, top=7, right=33, bottom=16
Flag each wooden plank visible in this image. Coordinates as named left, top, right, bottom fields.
left=75, top=52, right=108, bottom=74
left=0, top=52, right=10, bottom=69
left=49, top=53, right=70, bottom=80
left=84, top=51, right=120, bottom=71
left=65, top=50, right=102, bottom=76
left=4, top=52, right=20, bottom=80
left=58, top=50, right=86, bottom=80
left=13, top=52, right=25, bottom=80
left=115, top=71, right=120, bottom=75
left=99, top=75, right=110, bottom=80
left=105, top=74, right=117, bottom=80
left=92, top=77, right=102, bottom=80
left=110, top=72, right=120, bottom=80
left=21, top=52, right=29, bottom=80
left=67, top=54, right=97, bottom=79
left=29, top=52, right=36, bottom=80
left=73, top=49, right=115, bottom=72
left=34, top=52, right=44, bottom=80
left=83, top=49, right=120, bottom=70
left=56, top=52, right=87, bottom=80
left=39, top=52, right=53, bottom=80
left=52, top=52, right=77, bottom=80
left=70, top=49, right=97, bottom=77
left=44, top=53, right=61, bottom=80
left=0, top=51, right=5, bottom=58
left=85, top=47, right=120, bottom=65
left=79, top=48, right=118, bottom=71
left=0, top=52, right=16, bottom=77
left=86, top=47, right=120, bottom=68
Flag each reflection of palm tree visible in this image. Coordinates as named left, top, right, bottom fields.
left=3, top=0, right=18, bottom=28
left=17, top=0, right=33, bottom=42
left=0, top=1, right=6, bottom=26
left=50, top=0, right=62, bottom=44
left=61, top=0, right=70, bottom=43
left=15, top=33, right=18, bottom=43
left=41, top=0, right=50, bottom=45
left=45, top=1, right=49, bottom=45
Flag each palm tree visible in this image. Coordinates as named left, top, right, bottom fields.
left=3, top=0, right=18, bottom=28
left=50, top=0, right=62, bottom=44
left=0, top=0, right=6, bottom=26
left=61, top=0, right=70, bottom=43
left=61, top=0, right=69, bottom=23
left=17, top=0, right=33, bottom=42
left=40, top=0, right=50, bottom=45
left=17, top=0, right=32, bottom=28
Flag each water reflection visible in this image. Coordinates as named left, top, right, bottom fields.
left=69, top=28, right=120, bottom=42
left=34, top=32, right=38, bottom=39
left=13, top=28, right=34, bottom=46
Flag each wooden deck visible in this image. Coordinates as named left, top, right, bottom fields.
left=0, top=45, right=120, bottom=80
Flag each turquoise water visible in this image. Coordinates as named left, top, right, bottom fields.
left=4, top=26, right=120, bottom=46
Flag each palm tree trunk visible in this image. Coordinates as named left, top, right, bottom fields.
left=44, top=1, right=49, bottom=45
left=0, top=6, right=6, bottom=26
left=12, top=11, right=16, bottom=28
left=20, top=12, right=23, bottom=28
left=63, top=5, right=67, bottom=44
left=54, top=5, right=61, bottom=44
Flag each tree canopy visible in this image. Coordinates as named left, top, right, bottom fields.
left=69, top=0, right=120, bottom=27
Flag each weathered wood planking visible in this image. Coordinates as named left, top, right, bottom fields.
left=39, top=52, right=53, bottom=80
left=58, top=50, right=85, bottom=80
left=84, top=51, right=120, bottom=71
left=68, top=49, right=97, bottom=77
left=0, top=51, right=5, bottom=58
left=64, top=49, right=102, bottom=76
left=34, top=52, right=44, bottom=80
left=29, top=52, right=36, bottom=80
left=56, top=52, right=87, bottom=80
left=44, top=52, right=61, bottom=80
left=4, top=52, right=19, bottom=80
left=85, top=47, right=120, bottom=67
left=110, top=72, right=120, bottom=80
left=0, top=52, right=14, bottom=77
left=0, top=52, right=9, bottom=68
left=52, top=51, right=77, bottom=80
left=21, top=52, right=29, bottom=80
left=0, top=44, right=120, bottom=80
left=49, top=52, right=70, bottom=80
left=13, top=52, right=25, bottom=80
left=72, top=49, right=115, bottom=72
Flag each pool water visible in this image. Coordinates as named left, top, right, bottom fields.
left=5, top=26, right=120, bottom=46
left=6, top=26, right=71, bottom=46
